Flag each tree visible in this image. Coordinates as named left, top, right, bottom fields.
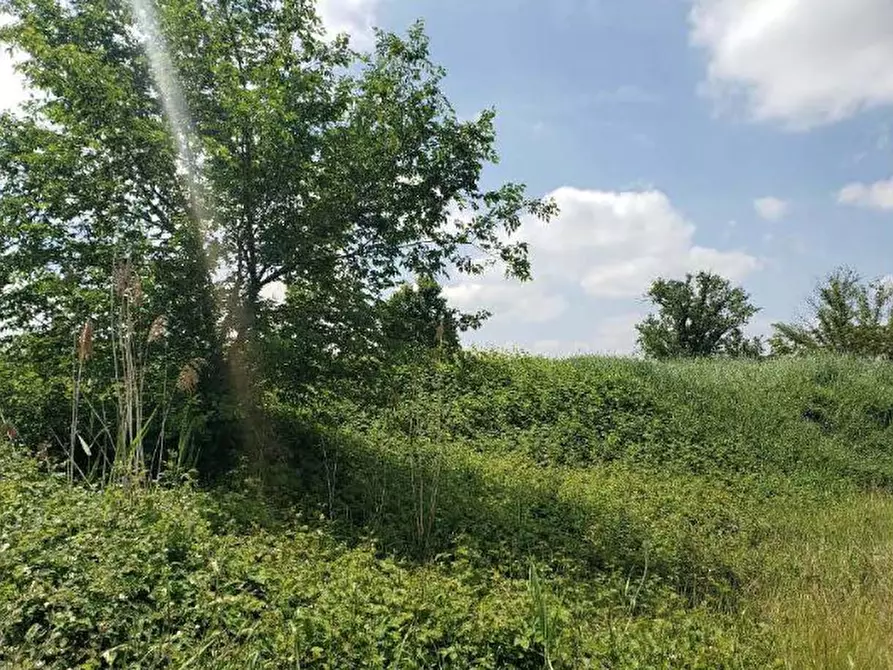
left=636, top=272, right=761, bottom=359
left=379, top=275, right=487, bottom=355
left=770, top=267, right=893, bottom=358
left=0, top=1, right=556, bottom=443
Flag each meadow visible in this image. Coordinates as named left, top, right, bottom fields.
left=3, top=353, right=893, bottom=668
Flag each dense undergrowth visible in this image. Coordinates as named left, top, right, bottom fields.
left=3, top=354, right=893, bottom=668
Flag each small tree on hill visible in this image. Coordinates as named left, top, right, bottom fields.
left=636, top=271, right=761, bottom=359
left=770, top=267, right=893, bottom=358
left=379, top=276, right=488, bottom=356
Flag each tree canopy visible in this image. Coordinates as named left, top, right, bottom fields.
left=0, top=0, right=554, bottom=374
left=636, top=271, right=761, bottom=359
left=770, top=267, right=893, bottom=359
left=0, top=0, right=556, bottom=462
left=379, top=276, right=487, bottom=356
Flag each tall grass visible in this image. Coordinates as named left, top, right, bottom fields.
left=757, top=492, right=893, bottom=669
left=64, top=262, right=202, bottom=487
left=528, top=560, right=557, bottom=670
left=68, top=318, right=93, bottom=482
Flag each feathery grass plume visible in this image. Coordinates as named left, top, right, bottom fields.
left=78, top=319, right=93, bottom=363
left=147, top=316, right=168, bottom=343
left=177, top=365, right=198, bottom=394
left=3, top=424, right=17, bottom=441
left=114, top=264, right=130, bottom=297
left=114, top=262, right=143, bottom=305
left=176, top=358, right=205, bottom=394
left=70, top=319, right=93, bottom=483
left=130, top=275, right=144, bottom=307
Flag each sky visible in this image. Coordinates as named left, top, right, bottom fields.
left=3, top=0, right=893, bottom=356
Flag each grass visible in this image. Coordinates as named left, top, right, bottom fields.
left=2, top=353, right=893, bottom=667
left=757, top=493, right=893, bottom=669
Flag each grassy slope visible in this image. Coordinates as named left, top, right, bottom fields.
left=3, top=355, right=893, bottom=668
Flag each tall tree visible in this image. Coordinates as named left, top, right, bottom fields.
left=0, top=1, right=555, bottom=385
left=636, top=271, right=761, bottom=359
left=770, top=267, right=893, bottom=358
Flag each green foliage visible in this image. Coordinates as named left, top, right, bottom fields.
left=0, top=0, right=555, bottom=395
left=8, top=353, right=893, bottom=667
left=636, top=272, right=762, bottom=359
left=0, top=438, right=768, bottom=669
left=0, top=348, right=69, bottom=448
left=0, top=1, right=557, bottom=465
left=379, top=275, right=487, bottom=357
left=2, top=0, right=890, bottom=665
left=771, top=267, right=893, bottom=358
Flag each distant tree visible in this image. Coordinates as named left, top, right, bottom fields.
left=379, top=276, right=488, bottom=355
left=636, top=272, right=761, bottom=359
left=770, top=267, right=893, bottom=358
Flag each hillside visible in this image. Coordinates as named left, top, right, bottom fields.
left=3, top=354, right=893, bottom=668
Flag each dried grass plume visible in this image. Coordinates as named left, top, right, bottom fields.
left=78, top=319, right=93, bottom=363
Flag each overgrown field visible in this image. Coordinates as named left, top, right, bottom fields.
left=3, top=354, right=893, bottom=668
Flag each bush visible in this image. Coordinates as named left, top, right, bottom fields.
left=6, top=352, right=893, bottom=668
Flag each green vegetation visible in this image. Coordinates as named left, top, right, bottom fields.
left=0, top=0, right=554, bottom=423
left=4, top=353, right=893, bottom=668
left=636, top=271, right=762, bottom=359
left=772, top=267, right=893, bottom=359
left=2, top=0, right=893, bottom=667
left=379, top=276, right=488, bottom=358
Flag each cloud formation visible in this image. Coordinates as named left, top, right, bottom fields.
left=838, top=178, right=893, bottom=211
left=316, top=0, right=380, bottom=48
left=521, top=187, right=759, bottom=298
left=443, top=281, right=568, bottom=326
left=754, top=196, right=789, bottom=221
left=445, top=186, right=760, bottom=330
left=690, top=0, right=893, bottom=128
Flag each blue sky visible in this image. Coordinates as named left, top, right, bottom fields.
left=3, top=0, right=893, bottom=355
left=374, top=0, right=893, bottom=355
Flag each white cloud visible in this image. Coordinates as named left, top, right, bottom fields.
left=690, top=0, right=893, bottom=128
left=520, top=187, right=759, bottom=299
left=443, top=187, right=760, bottom=349
left=526, top=314, right=645, bottom=358
left=0, top=55, right=25, bottom=112
left=443, top=281, right=568, bottom=325
left=591, top=312, right=644, bottom=355
left=317, top=0, right=380, bottom=48
left=260, top=280, right=287, bottom=305
left=837, top=177, right=893, bottom=210
left=530, top=339, right=594, bottom=357
left=754, top=196, right=789, bottom=221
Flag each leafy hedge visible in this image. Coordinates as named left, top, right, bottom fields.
left=367, top=353, right=893, bottom=484
left=6, top=353, right=893, bottom=668
left=0, top=438, right=772, bottom=669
